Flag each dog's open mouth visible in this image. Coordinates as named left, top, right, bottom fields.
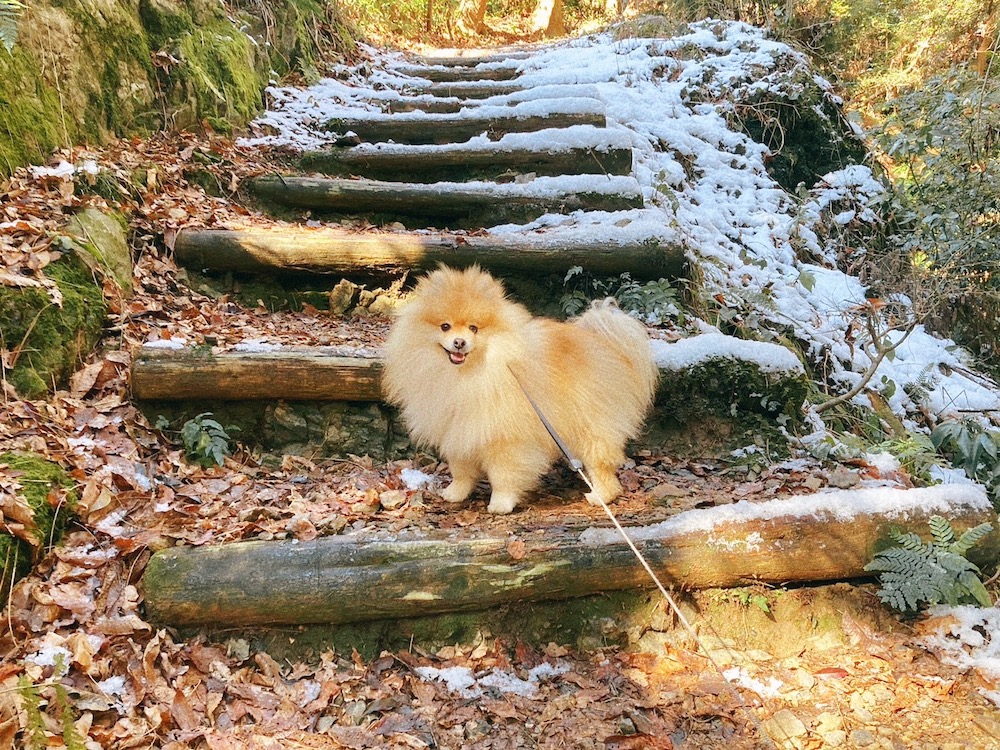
left=448, top=351, right=466, bottom=365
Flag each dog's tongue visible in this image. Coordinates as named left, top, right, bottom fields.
left=449, top=351, right=466, bottom=365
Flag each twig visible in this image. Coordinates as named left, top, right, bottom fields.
left=815, top=320, right=918, bottom=414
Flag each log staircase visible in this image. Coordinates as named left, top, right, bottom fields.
left=138, top=49, right=999, bottom=634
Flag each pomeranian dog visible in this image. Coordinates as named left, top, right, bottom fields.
left=382, top=266, right=659, bottom=514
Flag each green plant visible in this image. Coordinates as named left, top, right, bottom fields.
left=865, top=515, right=994, bottom=613
left=931, top=418, right=1000, bottom=509
left=0, top=0, right=22, bottom=52
left=874, top=68, right=1000, bottom=374
left=179, top=412, right=235, bottom=467
left=560, top=267, right=682, bottom=324
left=18, top=653, right=87, bottom=750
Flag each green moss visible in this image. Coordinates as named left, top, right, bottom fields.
left=169, top=22, right=264, bottom=130
left=0, top=249, right=107, bottom=398
left=649, top=356, right=808, bottom=455
left=0, top=47, right=69, bottom=174
left=1, top=0, right=355, bottom=176
left=193, top=590, right=656, bottom=662
left=0, top=452, right=76, bottom=585
left=0, top=452, right=77, bottom=603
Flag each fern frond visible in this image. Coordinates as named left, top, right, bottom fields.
left=929, top=515, right=955, bottom=549
left=952, top=522, right=994, bottom=556
left=887, top=528, right=928, bottom=554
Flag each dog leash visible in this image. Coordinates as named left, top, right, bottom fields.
left=507, top=365, right=776, bottom=748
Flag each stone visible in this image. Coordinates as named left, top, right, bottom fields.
left=849, top=729, right=876, bottom=747
left=328, top=279, right=359, bottom=316
left=65, top=208, right=134, bottom=294
left=764, top=709, right=808, bottom=747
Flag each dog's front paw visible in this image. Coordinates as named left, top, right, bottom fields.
left=486, top=493, right=518, bottom=515
left=441, top=482, right=471, bottom=504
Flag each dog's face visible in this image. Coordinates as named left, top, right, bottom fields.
left=434, top=317, right=481, bottom=366
left=407, top=266, right=512, bottom=369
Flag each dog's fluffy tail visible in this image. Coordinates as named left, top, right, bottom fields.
left=574, top=298, right=659, bottom=409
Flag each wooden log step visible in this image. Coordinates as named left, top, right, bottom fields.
left=248, top=175, right=643, bottom=221
left=324, top=110, right=606, bottom=145
left=140, top=485, right=999, bottom=627
left=410, top=51, right=532, bottom=67
left=379, top=85, right=607, bottom=115
left=392, top=63, right=521, bottom=83
left=132, top=347, right=383, bottom=402
left=172, top=226, right=683, bottom=279
left=420, top=81, right=524, bottom=99
left=299, top=141, right=633, bottom=182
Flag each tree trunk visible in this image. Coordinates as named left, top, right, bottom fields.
left=298, top=141, right=633, bottom=182
left=530, top=0, right=565, bottom=37
left=454, top=0, right=487, bottom=34
left=141, top=485, right=1000, bottom=627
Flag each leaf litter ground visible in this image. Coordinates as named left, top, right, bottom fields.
left=1, top=134, right=1000, bottom=749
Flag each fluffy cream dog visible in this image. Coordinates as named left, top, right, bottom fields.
left=382, top=266, right=658, bottom=514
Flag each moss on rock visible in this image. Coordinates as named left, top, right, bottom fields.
left=0, top=247, right=107, bottom=398
left=0, top=0, right=355, bottom=177
left=0, top=452, right=78, bottom=600
left=65, top=208, right=134, bottom=295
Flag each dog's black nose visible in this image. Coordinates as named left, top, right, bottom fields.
left=453, top=338, right=466, bottom=350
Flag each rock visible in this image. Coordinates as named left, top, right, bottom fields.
left=328, top=279, right=360, bottom=315
left=65, top=208, right=134, bottom=294
left=828, top=465, right=860, bottom=488
left=367, top=294, right=398, bottom=316
left=849, top=729, right=876, bottom=747
left=764, top=709, right=807, bottom=747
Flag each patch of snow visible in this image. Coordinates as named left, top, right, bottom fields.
left=30, top=161, right=75, bottom=179
left=416, top=661, right=569, bottom=698
left=578, top=484, right=991, bottom=547
left=651, top=331, right=804, bottom=375
left=97, top=675, right=128, bottom=696
left=143, top=338, right=188, bottom=350
left=918, top=605, right=1000, bottom=706
left=400, top=468, right=435, bottom=490
left=238, top=18, right=1000, bottom=444
left=723, top=666, right=783, bottom=698
left=233, top=339, right=284, bottom=352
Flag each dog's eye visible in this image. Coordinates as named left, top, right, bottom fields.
left=468, top=325, right=478, bottom=333
left=440, top=323, right=451, bottom=331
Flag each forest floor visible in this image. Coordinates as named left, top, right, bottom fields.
left=2, top=123, right=1000, bottom=749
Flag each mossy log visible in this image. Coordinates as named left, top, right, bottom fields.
left=172, top=227, right=683, bottom=279
left=249, top=175, right=641, bottom=220
left=393, top=63, right=521, bottom=83
left=299, top=143, right=633, bottom=182
left=324, top=111, right=605, bottom=145
left=131, top=347, right=383, bottom=401
left=141, top=486, right=1000, bottom=627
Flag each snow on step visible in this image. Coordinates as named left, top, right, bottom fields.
left=390, top=62, right=522, bottom=83
left=298, top=125, right=635, bottom=181
left=323, top=108, right=606, bottom=145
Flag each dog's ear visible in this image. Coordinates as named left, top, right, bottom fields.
left=592, top=297, right=621, bottom=310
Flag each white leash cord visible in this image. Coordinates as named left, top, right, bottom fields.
left=510, top=366, right=775, bottom=748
